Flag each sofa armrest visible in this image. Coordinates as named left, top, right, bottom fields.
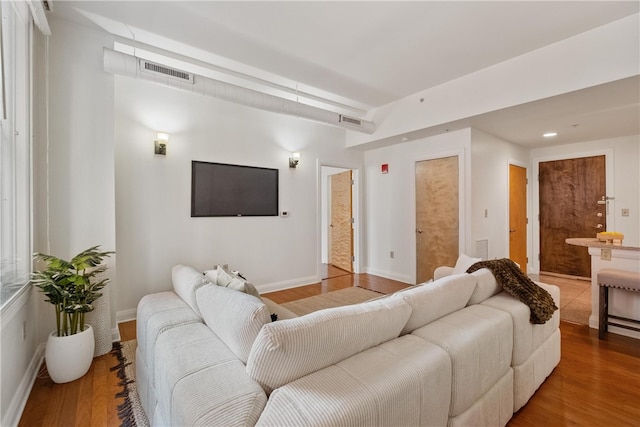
left=433, top=266, right=455, bottom=280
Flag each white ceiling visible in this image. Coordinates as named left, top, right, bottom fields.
left=49, top=1, right=640, bottom=148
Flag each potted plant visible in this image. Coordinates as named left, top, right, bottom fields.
left=32, top=245, right=114, bottom=383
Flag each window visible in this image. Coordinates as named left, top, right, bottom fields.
left=0, top=1, right=32, bottom=307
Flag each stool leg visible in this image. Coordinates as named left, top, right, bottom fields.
left=599, top=286, right=608, bottom=339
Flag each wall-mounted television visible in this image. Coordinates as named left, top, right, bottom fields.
left=191, top=161, right=279, bottom=217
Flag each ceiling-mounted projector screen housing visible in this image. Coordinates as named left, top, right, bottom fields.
left=191, top=161, right=279, bottom=217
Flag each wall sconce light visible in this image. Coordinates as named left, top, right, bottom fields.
left=155, top=132, right=170, bottom=155
left=289, top=152, right=300, bottom=168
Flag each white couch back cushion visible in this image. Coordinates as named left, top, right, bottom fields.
left=467, top=268, right=503, bottom=305
left=246, top=296, right=412, bottom=394
left=172, top=264, right=209, bottom=317
left=394, top=273, right=477, bottom=334
left=196, top=285, right=271, bottom=364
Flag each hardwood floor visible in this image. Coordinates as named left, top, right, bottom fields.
left=19, top=273, right=639, bottom=426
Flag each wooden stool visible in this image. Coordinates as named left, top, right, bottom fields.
left=598, top=268, right=640, bottom=339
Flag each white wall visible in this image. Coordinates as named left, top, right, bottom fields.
left=363, top=128, right=531, bottom=284
left=470, top=129, right=530, bottom=263
left=114, top=76, right=362, bottom=319
left=33, top=17, right=118, bottom=336
left=364, top=129, right=472, bottom=284
left=530, top=135, right=640, bottom=272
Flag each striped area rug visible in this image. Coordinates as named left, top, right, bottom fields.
left=114, top=339, right=149, bottom=427
left=281, top=286, right=385, bottom=316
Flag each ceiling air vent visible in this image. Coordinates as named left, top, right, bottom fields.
left=139, top=60, right=194, bottom=84
left=339, top=115, right=363, bottom=127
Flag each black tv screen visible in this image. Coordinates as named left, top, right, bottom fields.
left=191, top=161, right=279, bottom=217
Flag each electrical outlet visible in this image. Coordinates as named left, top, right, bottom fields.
left=390, top=251, right=395, bottom=259
left=621, top=208, right=630, bottom=217
left=601, top=248, right=611, bottom=261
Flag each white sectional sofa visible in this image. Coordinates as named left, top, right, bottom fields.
left=136, top=263, right=560, bottom=426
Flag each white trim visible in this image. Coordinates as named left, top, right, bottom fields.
left=116, top=308, right=137, bottom=324
left=26, top=0, right=51, bottom=36
left=255, top=274, right=322, bottom=295
left=365, top=267, right=413, bottom=285
left=1, top=342, right=44, bottom=427
left=316, top=159, right=364, bottom=277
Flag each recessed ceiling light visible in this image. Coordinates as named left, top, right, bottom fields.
left=543, top=132, right=558, bottom=138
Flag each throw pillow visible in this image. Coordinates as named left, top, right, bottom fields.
left=195, top=285, right=271, bottom=364
left=452, top=253, right=481, bottom=274
left=215, top=265, right=235, bottom=286
left=205, top=266, right=261, bottom=299
left=227, top=277, right=261, bottom=299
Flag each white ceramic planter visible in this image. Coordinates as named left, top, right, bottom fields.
left=45, top=325, right=95, bottom=383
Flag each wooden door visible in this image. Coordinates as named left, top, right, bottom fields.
left=330, top=170, right=353, bottom=272
left=416, top=156, right=459, bottom=283
left=509, top=165, right=528, bottom=273
left=539, top=156, right=606, bottom=278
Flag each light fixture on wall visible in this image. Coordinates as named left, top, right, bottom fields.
left=289, top=152, right=300, bottom=168
left=155, top=132, right=169, bottom=155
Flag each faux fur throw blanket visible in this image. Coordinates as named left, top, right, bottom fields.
left=466, top=258, right=558, bottom=324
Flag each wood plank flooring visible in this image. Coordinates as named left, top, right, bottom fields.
left=19, top=273, right=639, bottom=426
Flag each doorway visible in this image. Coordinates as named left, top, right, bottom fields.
left=539, top=155, right=606, bottom=278
left=415, top=156, right=459, bottom=283
left=320, top=166, right=359, bottom=280
left=330, top=170, right=353, bottom=273
left=509, top=164, right=528, bottom=272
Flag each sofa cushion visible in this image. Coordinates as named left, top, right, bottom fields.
left=481, top=282, right=560, bottom=366
left=154, top=323, right=267, bottom=426
left=172, top=264, right=209, bottom=317
left=411, top=304, right=513, bottom=417
left=205, top=266, right=261, bottom=299
left=394, top=273, right=477, bottom=334
left=246, top=296, right=412, bottom=394
left=467, top=268, right=503, bottom=305
left=196, top=285, right=271, bottom=364
left=256, top=335, right=451, bottom=427
left=453, top=253, right=481, bottom=274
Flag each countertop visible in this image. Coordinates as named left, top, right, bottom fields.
left=565, top=237, right=640, bottom=251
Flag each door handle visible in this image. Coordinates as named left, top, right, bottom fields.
left=509, top=229, right=516, bottom=232
left=594, top=224, right=603, bottom=229
left=416, top=229, right=423, bottom=234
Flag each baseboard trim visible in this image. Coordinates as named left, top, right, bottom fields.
left=365, top=268, right=413, bottom=285
left=257, top=275, right=322, bottom=294
left=2, top=342, right=45, bottom=427
left=116, top=308, right=137, bottom=324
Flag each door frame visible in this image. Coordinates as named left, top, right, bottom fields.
left=531, top=148, right=614, bottom=274
left=318, top=160, right=361, bottom=276
left=412, top=149, right=468, bottom=284
left=507, top=159, right=531, bottom=272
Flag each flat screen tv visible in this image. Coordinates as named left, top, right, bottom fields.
left=191, top=161, right=279, bottom=217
